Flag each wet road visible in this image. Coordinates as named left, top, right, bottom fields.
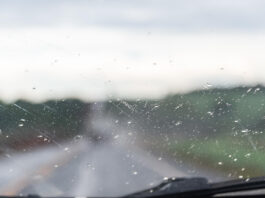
left=0, top=137, right=190, bottom=197
left=0, top=131, right=226, bottom=197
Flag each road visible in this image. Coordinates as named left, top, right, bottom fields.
left=0, top=132, right=225, bottom=197
left=0, top=136, right=182, bottom=197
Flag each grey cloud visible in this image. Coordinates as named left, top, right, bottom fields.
left=0, top=0, right=265, bottom=31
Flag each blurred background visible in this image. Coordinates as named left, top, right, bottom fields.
left=0, top=0, right=265, bottom=197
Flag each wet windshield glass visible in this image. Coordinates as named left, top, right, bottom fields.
left=1, top=0, right=265, bottom=197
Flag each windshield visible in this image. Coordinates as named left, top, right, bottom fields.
left=1, top=0, right=265, bottom=197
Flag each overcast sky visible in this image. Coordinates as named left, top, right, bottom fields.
left=1, top=0, right=265, bottom=31
left=1, top=0, right=265, bottom=102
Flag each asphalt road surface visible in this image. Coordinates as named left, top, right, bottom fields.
left=0, top=132, right=226, bottom=197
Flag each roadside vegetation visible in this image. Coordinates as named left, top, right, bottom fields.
left=168, top=136, right=265, bottom=178
left=0, top=99, right=89, bottom=150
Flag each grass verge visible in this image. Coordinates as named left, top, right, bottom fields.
left=168, top=135, right=265, bottom=178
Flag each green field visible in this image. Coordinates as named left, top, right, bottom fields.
left=168, top=135, right=265, bottom=178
